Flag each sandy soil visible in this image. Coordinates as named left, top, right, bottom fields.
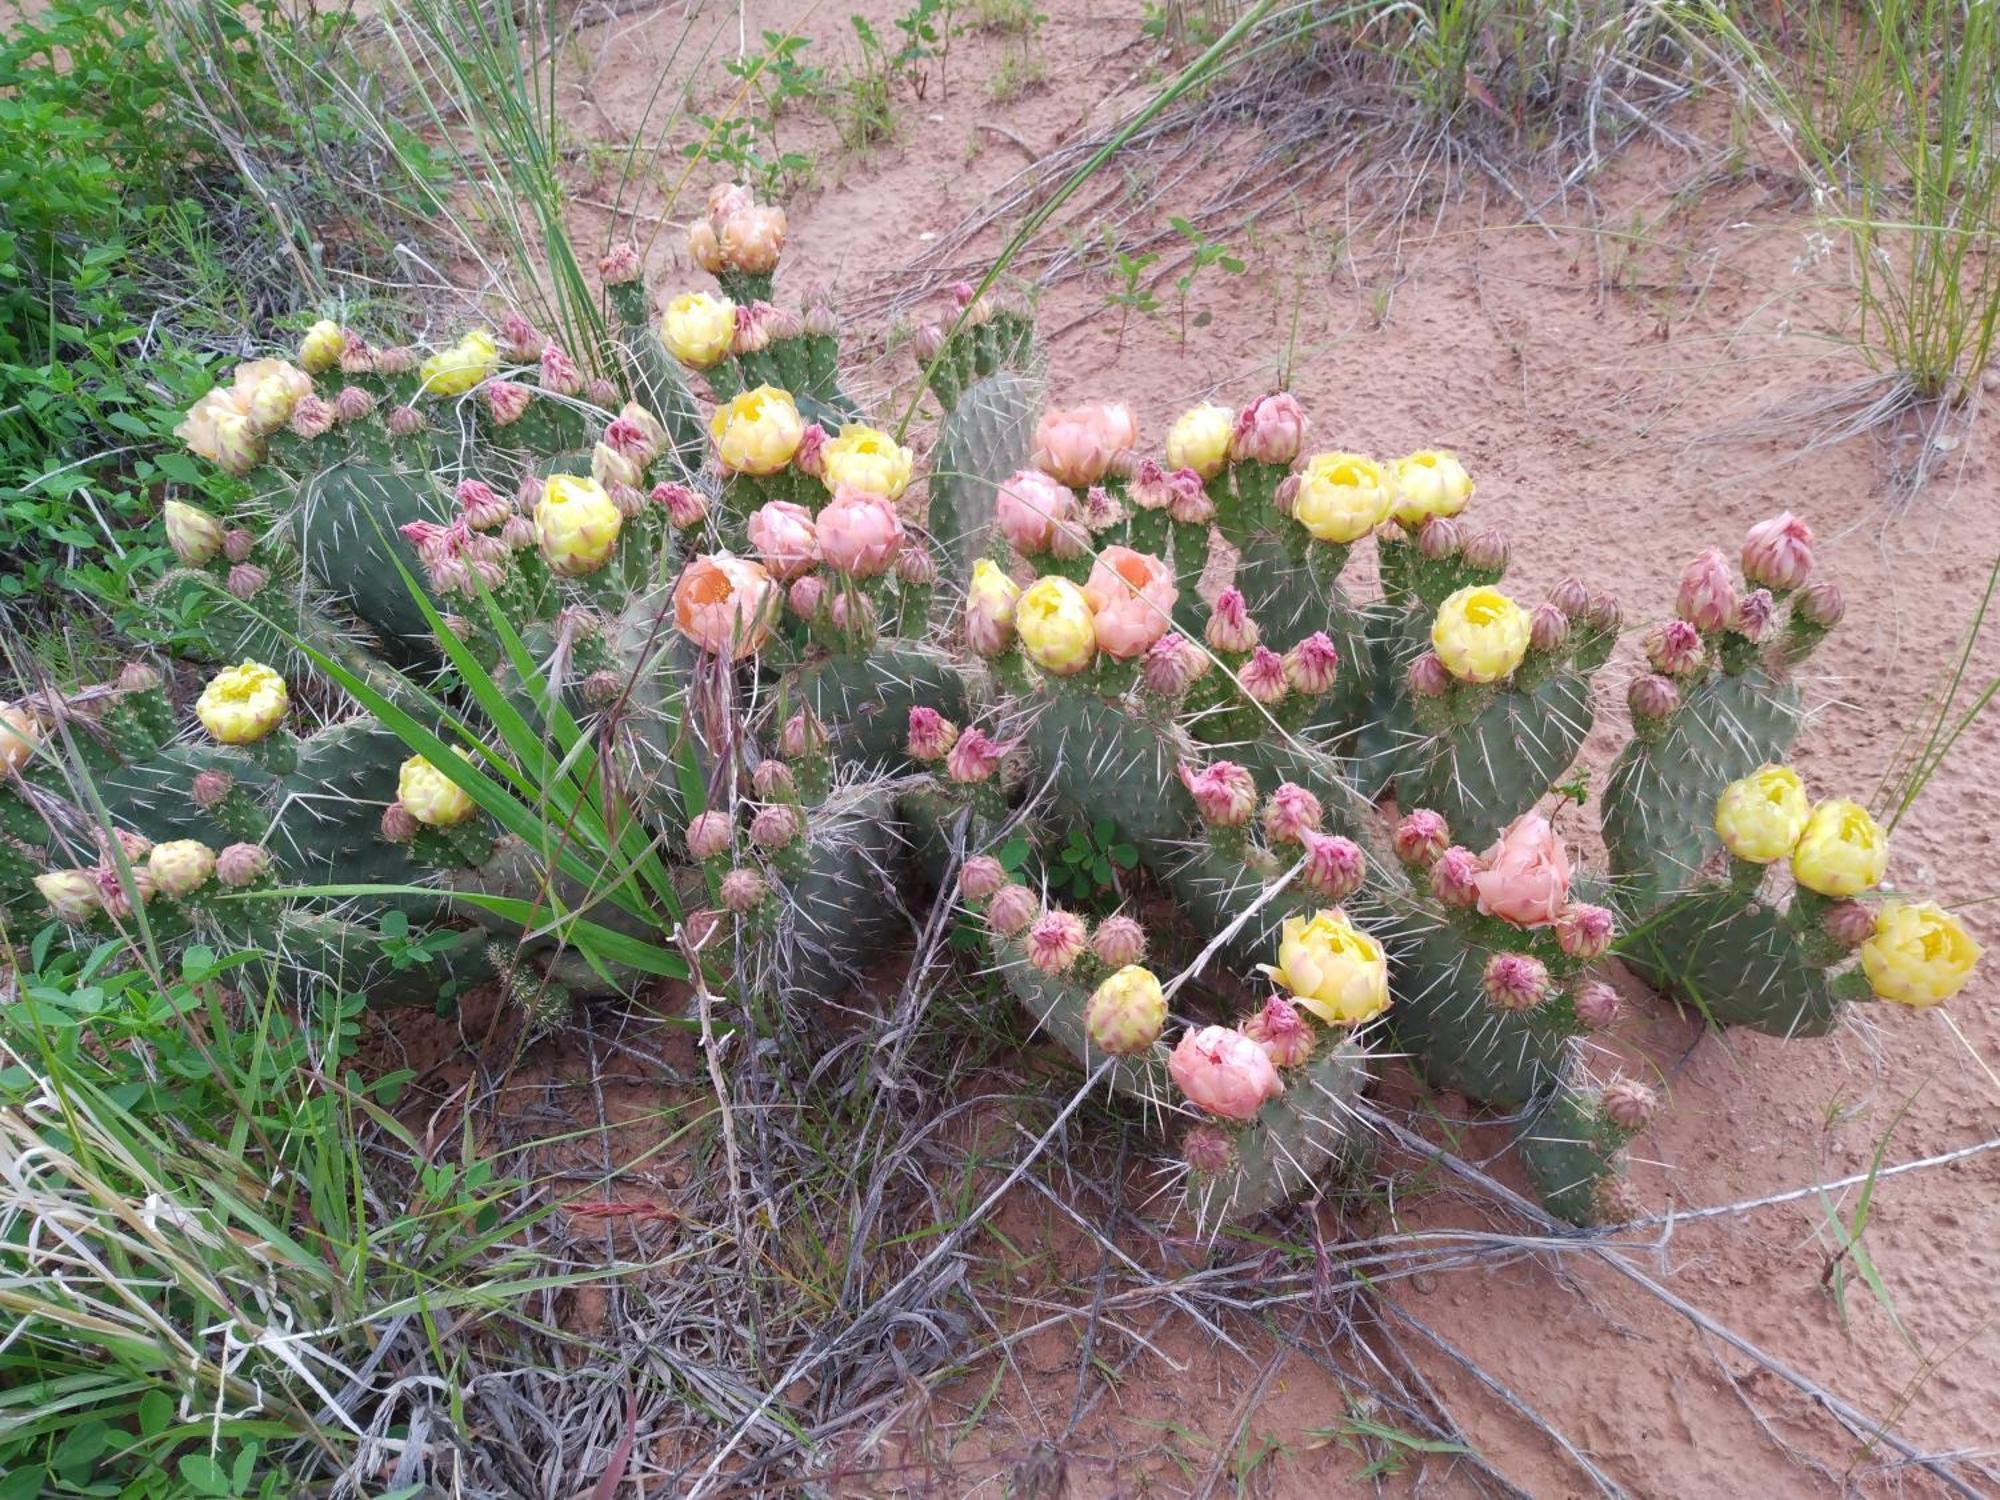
left=379, top=2, right=2000, bottom=1493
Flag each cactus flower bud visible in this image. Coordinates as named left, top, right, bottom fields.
left=964, top=559, right=1021, bottom=657
left=398, top=754, right=477, bottom=828
left=332, top=385, right=376, bottom=425
left=745, top=499, right=820, bottom=580
left=652, top=481, right=710, bottom=529
left=1822, top=899, right=1876, bottom=950
left=1713, top=764, right=1810, bottom=863
left=1240, top=995, right=1317, bottom=1069
left=1141, top=633, right=1208, bottom=697
left=297, top=318, right=345, bottom=373
left=946, top=727, right=1009, bottom=784
left=1528, top=602, right=1570, bottom=654
left=788, top=573, right=826, bottom=620
left=896, top=544, right=937, bottom=587
left=1034, top=401, right=1137, bottom=488
left=538, top=342, right=581, bottom=398
left=750, top=803, right=802, bottom=850
left=685, top=810, right=735, bottom=861
left=750, top=760, right=795, bottom=800
left=614, top=403, right=666, bottom=462
left=101, top=827, right=151, bottom=865
left=1016, top=576, right=1097, bottom=675
left=35, top=870, right=99, bottom=923
left=1164, top=466, right=1215, bottom=526
left=828, top=588, right=878, bottom=638
left=1555, top=902, right=1616, bottom=960
left=1799, top=578, right=1844, bottom=628
left=1573, top=980, right=1623, bottom=1030
left=225, top=563, right=268, bottom=600
left=1204, top=588, right=1260, bottom=654
left=1430, top=846, right=1481, bottom=907
left=288, top=394, right=334, bottom=440
left=591, top=440, right=644, bottom=491
left=1548, top=575, right=1592, bottom=620
left=221, top=528, right=255, bottom=564
left=1483, top=951, right=1551, bottom=1011
left=1860, top=900, right=1983, bottom=1007
left=95, top=863, right=156, bottom=917
left=191, top=769, right=235, bottom=811
left=214, top=842, right=270, bottom=888
left=1089, top=914, right=1147, bottom=968
left=1283, top=632, right=1340, bottom=696
left=1676, top=547, right=1738, bottom=632
left=455, top=479, right=511, bottom=531
left=1083, top=964, right=1168, bottom=1054
left=1742, top=511, right=1813, bottom=591
left=1128, top=457, right=1174, bottom=512
left=1238, top=646, right=1290, bottom=706
left=1178, top=759, right=1258, bottom=828
left=1261, top=782, right=1323, bottom=845
left=1791, top=798, right=1887, bottom=897
left=1627, top=672, right=1681, bottom=722
left=196, top=660, right=289, bottom=744
left=1643, top=619, right=1705, bottom=677
left=1272, top=471, right=1301, bottom=516
left=906, top=706, right=959, bottom=762
left=910, top=323, right=946, bottom=364
left=373, top=345, right=416, bottom=376
left=380, top=801, right=419, bottom=843
left=499, top=310, right=541, bottom=361
left=1166, top=401, right=1234, bottom=479
left=1393, top=809, right=1450, bottom=868
left=1415, top=514, right=1464, bottom=559
left=1583, top=588, right=1622, bottom=633
left=1406, top=650, right=1451, bottom=699
left=721, top=867, right=767, bottom=913
left=1600, top=1078, right=1658, bottom=1131
left=386, top=404, right=426, bottom=437
left=482, top=381, right=533, bottom=427
left=584, top=377, right=618, bottom=408
left=661, top=291, right=737, bottom=369
left=1027, top=909, right=1089, bottom=974
left=1230, top=392, right=1308, bottom=467
left=779, top=708, right=826, bottom=761
left=148, top=839, right=216, bottom=898
left=1170, top=1025, right=1286, bottom=1119
left=1293, top=452, right=1390, bottom=543
left=165, top=501, right=226, bottom=567
left=599, top=242, right=642, bottom=283
left=1431, top=586, right=1530, bottom=683
left=1298, top=831, right=1365, bottom=902
left=817, top=488, right=905, bottom=577
left=986, top=883, right=1039, bottom=936
left=1183, top=1123, right=1237, bottom=1175
left=1461, top=528, right=1511, bottom=572
left=1731, top=586, right=1776, bottom=643
left=959, top=854, right=1007, bottom=902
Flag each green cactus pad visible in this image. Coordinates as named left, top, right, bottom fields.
left=1514, top=1078, right=1637, bottom=1227
left=1619, top=887, right=1841, bottom=1036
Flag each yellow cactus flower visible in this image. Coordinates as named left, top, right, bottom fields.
left=709, top=385, right=804, bottom=475
left=535, top=474, right=623, bottom=577
left=1861, top=901, right=1982, bottom=1008
left=398, top=754, right=477, bottom=828
left=1390, top=449, right=1474, bottom=526
left=1430, top=585, right=1531, bottom=684
left=1016, top=576, right=1097, bottom=676
left=1166, top=402, right=1235, bottom=481
left=1713, top=764, right=1811, bottom=864
left=1790, top=798, right=1888, bottom=897
left=965, top=558, right=1022, bottom=656
left=196, top=661, right=290, bottom=745
left=1266, top=910, right=1391, bottom=1026
left=660, top=291, right=737, bottom=370
left=820, top=424, right=915, bottom=500
left=0, top=702, right=40, bottom=772
left=1292, top=452, right=1391, bottom=543
left=419, top=330, right=500, bottom=397
left=298, top=319, right=346, bottom=374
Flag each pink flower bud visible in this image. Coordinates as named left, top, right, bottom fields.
left=1733, top=587, right=1776, bottom=642
left=1528, top=602, right=1570, bottom=654
left=1237, top=645, right=1289, bottom=706
left=986, top=883, right=1039, bottom=936
left=334, top=336, right=375, bottom=372
left=1601, top=1077, right=1657, bottom=1131
left=1129, top=458, right=1174, bottom=512
left=608, top=482, right=647, bottom=520
left=499, top=514, right=537, bottom=551
left=499, top=310, right=541, bottom=361
left=959, top=855, right=1007, bottom=901
left=1548, top=576, right=1591, bottom=620
left=1462, top=528, right=1510, bottom=571
left=721, top=867, right=767, bottom=913
left=906, top=706, right=959, bottom=762
left=1205, top=588, right=1260, bottom=654
left=788, top=573, right=826, bottom=620
left=949, top=279, right=978, bottom=308
left=456, top=479, right=512, bottom=531
left=1484, top=951, right=1551, bottom=1011
left=192, top=770, right=234, bottom=811
left=1083, top=484, right=1124, bottom=533
left=653, top=481, right=709, bottom=529
left=1141, top=634, right=1209, bottom=697
left=288, top=395, right=334, bottom=439
left=1183, top=1123, right=1238, bottom=1175
left=1273, top=472, right=1301, bottom=516
left=599, top=243, right=642, bottom=284
left=1090, top=915, right=1148, bottom=968
left=1170, top=1025, right=1285, bottom=1120
left=946, top=727, right=1008, bottom=784
left=818, top=488, right=905, bottom=578
left=95, top=863, right=155, bottom=918
left=1229, top=392, right=1308, bottom=466
left=584, top=377, right=618, bottom=408
left=780, top=710, right=825, bottom=760
left=683, top=908, right=724, bottom=949
left=1573, top=980, right=1623, bottom=1030
left=828, top=588, right=877, bottom=637
left=380, top=802, right=419, bottom=843
left=1393, top=809, right=1450, bottom=868
left=910, top=323, right=946, bottom=364
left=1261, top=782, right=1323, bottom=845
left=219, top=529, right=255, bottom=564
left=1675, top=547, right=1738, bottom=633
left=1284, top=632, right=1340, bottom=695
left=1298, top=831, right=1366, bottom=901
left=750, top=803, right=802, bottom=850
left=215, top=842, right=270, bottom=888
left=429, top=554, right=471, bottom=595
left=1407, top=651, right=1450, bottom=699
left=1823, top=899, right=1876, bottom=949
left=1583, top=589, right=1621, bottom=633
left=1799, top=579, right=1844, bottom=628
left=1178, top=759, right=1258, bottom=828
left=386, top=404, right=425, bottom=437
left=225, top=563, right=268, bottom=599
left=1742, top=511, right=1813, bottom=591
left=538, top=342, right=583, bottom=397
left=582, top=669, right=623, bottom=706
left=1240, top=995, right=1317, bottom=1069
left=751, top=759, right=795, bottom=799
left=1416, top=515, right=1464, bottom=560
left=686, top=809, right=735, bottom=860
left=1643, top=619, right=1705, bottom=676
left=103, top=827, right=152, bottom=863
left=896, top=545, right=936, bottom=586
left=1430, top=846, right=1481, bottom=907
left=1164, top=467, right=1215, bottom=525
left=1027, top=909, right=1089, bottom=974
left=1555, top=903, right=1616, bottom=960
left=333, top=385, right=375, bottom=424
left=373, top=346, right=417, bottom=376
left=1627, top=672, right=1681, bottom=722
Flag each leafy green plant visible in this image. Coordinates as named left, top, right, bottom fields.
left=1048, top=818, right=1141, bottom=909
left=1169, top=214, right=1247, bottom=341
left=1105, top=246, right=1163, bottom=345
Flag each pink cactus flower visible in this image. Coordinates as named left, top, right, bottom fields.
left=995, top=467, right=1080, bottom=557
left=906, top=706, right=959, bottom=762
left=745, top=500, right=820, bottom=580
left=1239, top=996, right=1317, bottom=1069
left=818, top=488, right=905, bottom=578
left=1229, top=391, right=1308, bottom=466
left=1169, top=1025, right=1286, bottom=1121
left=1742, top=511, right=1813, bottom=591
left=1393, top=809, right=1450, bottom=868
left=1032, top=401, right=1137, bottom=488
left=1473, top=813, right=1572, bottom=928
left=673, top=554, right=779, bottom=660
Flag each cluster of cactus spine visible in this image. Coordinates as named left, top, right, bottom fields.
left=0, top=184, right=1981, bottom=1229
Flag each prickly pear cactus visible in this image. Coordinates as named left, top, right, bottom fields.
left=1, top=187, right=1982, bottom=1234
